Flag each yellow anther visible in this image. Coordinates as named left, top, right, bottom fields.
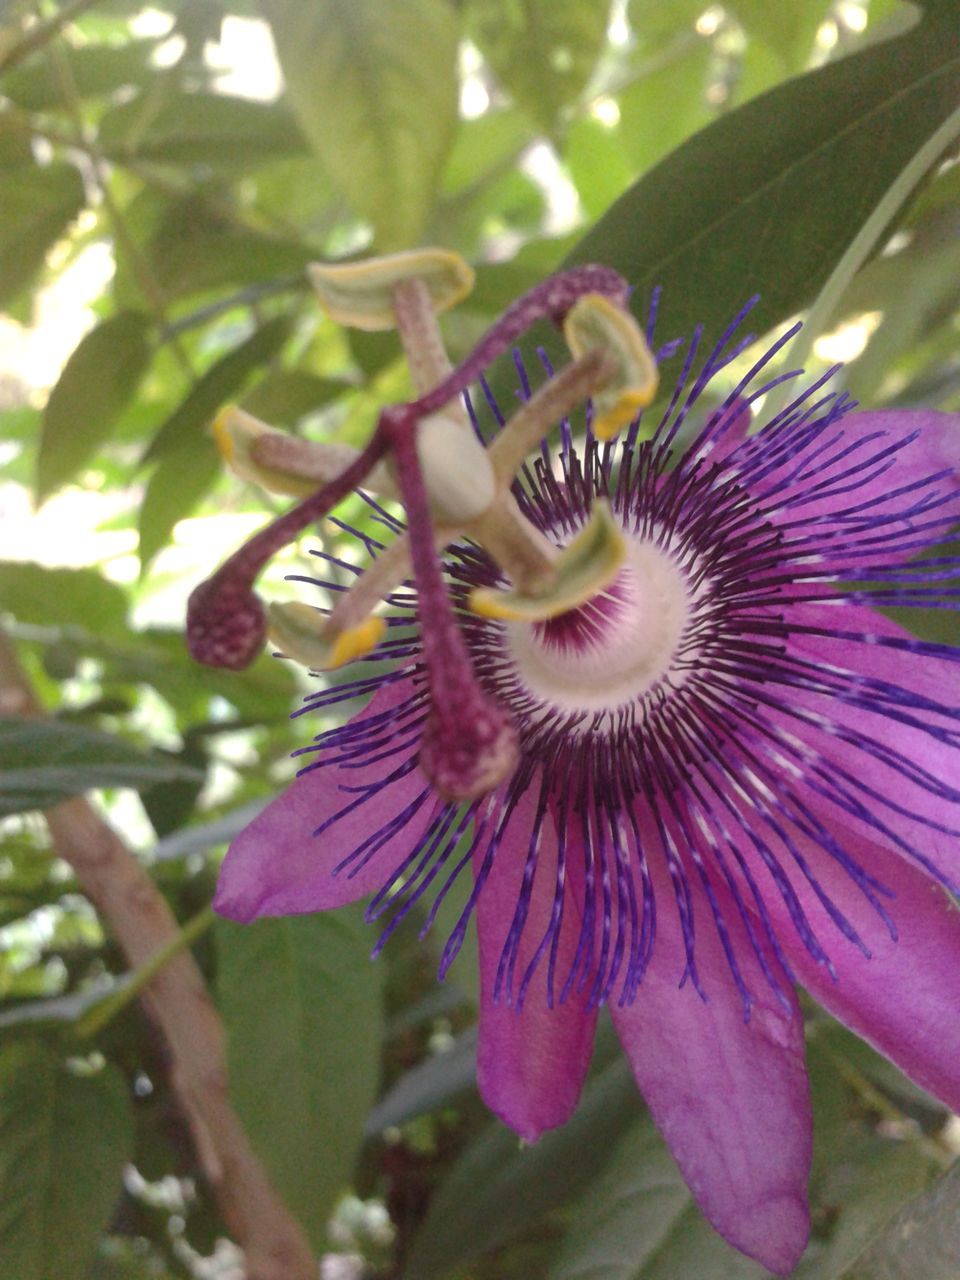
left=308, top=248, right=475, bottom=331
left=328, top=616, right=386, bottom=668
left=564, top=293, right=659, bottom=441
left=268, top=602, right=384, bottom=670
left=469, top=501, right=627, bottom=622
left=212, top=407, right=316, bottom=498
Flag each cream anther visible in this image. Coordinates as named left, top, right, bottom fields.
left=416, top=408, right=497, bottom=523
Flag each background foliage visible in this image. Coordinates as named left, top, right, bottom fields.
left=1, top=0, right=959, bottom=1276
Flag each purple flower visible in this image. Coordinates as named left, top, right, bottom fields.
left=194, top=260, right=960, bottom=1275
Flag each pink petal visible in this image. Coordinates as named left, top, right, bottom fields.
left=611, top=849, right=811, bottom=1276
left=698, top=396, right=753, bottom=464
left=759, top=408, right=960, bottom=566
left=746, top=813, right=960, bottom=1116
left=772, top=602, right=960, bottom=891
left=214, top=676, right=437, bottom=921
left=474, top=786, right=598, bottom=1142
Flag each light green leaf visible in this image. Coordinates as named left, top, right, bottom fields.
left=1, top=38, right=160, bottom=110
left=0, top=563, right=127, bottom=634
left=0, top=1042, right=133, bottom=1280
left=0, top=718, right=204, bottom=816
left=261, top=0, right=460, bottom=248
left=138, top=439, right=220, bottom=573
left=216, top=910, right=383, bottom=1249
left=467, top=0, right=611, bottom=132
left=241, top=370, right=350, bottom=427
left=143, top=316, right=294, bottom=462
left=37, top=312, right=153, bottom=501
left=405, top=1058, right=640, bottom=1279
left=0, top=160, right=85, bottom=310
left=98, top=90, right=308, bottom=173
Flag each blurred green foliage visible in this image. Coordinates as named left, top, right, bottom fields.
left=1, top=0, right=959, bottom=1276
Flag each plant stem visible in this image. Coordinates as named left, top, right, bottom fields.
left=0, top=629, right=316, bottom=1280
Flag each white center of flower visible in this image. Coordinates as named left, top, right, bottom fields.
left=416, top=409, right=496, bottom=523
left=507, top=533, right=689, bottom=712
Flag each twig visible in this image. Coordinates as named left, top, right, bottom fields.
left=0, top=630, right=316, bottom=1280
left=0, top=0, right=101, bottom=75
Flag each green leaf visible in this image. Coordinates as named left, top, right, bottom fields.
left=113, top=191, right=312, bottom=310
left=405, top=1057, right=640, bottom=1279
left=0, top=718, right=204, bottom=816
left=0, top=160, right=85, bottom=310
left=0, top=563, right=127, bottom=634
left=548, top=1116, right=689, bottom=1279
left=727, top=0, right=832, bottom=71
left=841, top=1161, right=960, bottom=1280
left=138, top=439, right=220, bottom=573
left=98, top=90, right=308, bottom=173
left=1, top=38, right=160, bottom=110
left=548, top=1115, right=772, bottom=1279
left=241, top=370, right=350, bottom=426
left=367, top=1026, right=478, bottom=1133
left=0, top=1042, right=133, bottom=1280
left=216, top=910, right=383, bottom=1249
left=467, top=0, right=611, bottom=132
left=492, top=1, right=960, bottom=392
left=261, top=0, right=460, bottom=248
left=37, top=312, right=153, bottom=501
left=143, top=315, right=294, bottom=462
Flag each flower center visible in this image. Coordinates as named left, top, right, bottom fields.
left=506, top=530, right=690, bottom=713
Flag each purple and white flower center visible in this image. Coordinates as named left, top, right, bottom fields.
left=507, top=531, right=690, bottom=715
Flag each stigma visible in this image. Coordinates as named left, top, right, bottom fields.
left=185, top=248, right=659, bottom=800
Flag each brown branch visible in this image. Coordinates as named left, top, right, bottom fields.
left=0, top=630, right=316, bottom=1280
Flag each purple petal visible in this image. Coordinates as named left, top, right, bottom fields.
left=777, top=604, right=960, bottom=891
left=214, top=676, right=435, bottom=921
left=764, top=408, right=960, bottom=567
left=610, top=850, right=811, bottom=1276
left=475, top=787, right=598, bottom=1141
left=758, top=812, right=960, bottom=1115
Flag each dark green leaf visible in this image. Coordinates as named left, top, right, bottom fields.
left=367, top=1026, right=477, bottom=1133
left=0, top=1042, right=133, bottom=1280
left=405, top=1058, right=640, bottom=1278
left=796, top=1135, right=934, bottom=1279
left=548, top=1115, right=773, bottom=1278
left=261, top=0, right=460, bottom=248
left=0, top=718, right=204, bottom=816
left=98, top=90, right=308, bottom=173
left=217, top=910, right=383, bottom=1249
left=0, top=161, right=85, bottom=310
left=143, top=316, right=293, bottom=462
left=547, top=1116, right=692, bottom=1279
left=467, top=0, right=611, bottom=132
left=494, top=3, right=960, bottom=393
left=0, top=563, right=127, bottom=634
left=37, top=312, right=153, bottom=500
left=841, top=1161, right=960, bottom=1280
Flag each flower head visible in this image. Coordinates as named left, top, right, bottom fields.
left=192, top=253, right=960, bottom=1275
